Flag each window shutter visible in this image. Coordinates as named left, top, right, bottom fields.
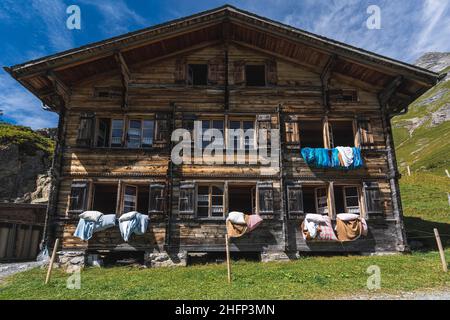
left=364, top=182, right=383, bottom=215
left=69, top=182, right=88, bottom=212
left=266, top=59, right=277, bottom=85
left=233, top=60, right=246, bottom=85
left=208, top=58, right=222, bottom=85
left=287, top=185, right=303, bottom=216
left=257, top=182, right=274, bottom=214
left=155, top=114, right=170, bottom=143
left=357, top=118, right=374, bottom=149
left=149, top=184, right=165, bottom=213
left=174, top=58, right=187, bottom=84
left=179, top=182, right=195, bottom=214
left=76, top=113, right=95, bottom=147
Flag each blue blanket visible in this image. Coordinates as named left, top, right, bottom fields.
left=74, top=214, right=117, bottom=241
left=119, top=213, right=149, bottom=242
left=302, top=147, right=363, bottom=169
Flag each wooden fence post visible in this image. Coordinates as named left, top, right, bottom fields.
left=45, top=238, right=60, bottom=284
left=433, top=229, right=447, bottom=272
left=225, top=234, right=231, bottom=283
left=445, top=169, right=450, bottom=178
left=406, top=165, right=411, bottom=176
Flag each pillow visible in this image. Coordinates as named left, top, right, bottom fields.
left=79, top=211, right=103, bottom=222
left=119, top=211, right=139, bottom=222
left=227, top=211, right=246, bottom=225
left=246, top=214, right=263, bottom=232
left=305, top=214, right=326, bottom=223
left=337, top=213, right=360, bottom=221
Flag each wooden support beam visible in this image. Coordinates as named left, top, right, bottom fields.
left=378, top=75, right=403, bottom=108
left=47, top=71, right=70, bottom=104
left=114, top=51, right=130, bottom=110
left=320, top=54, right=337, bottom=110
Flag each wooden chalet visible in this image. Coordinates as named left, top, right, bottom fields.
left=5, top=5, right=442, bottom=266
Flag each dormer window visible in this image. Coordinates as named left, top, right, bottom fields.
left=187, top=64, right=208, bottom=86
left=245, top=65, right=266, bottom=86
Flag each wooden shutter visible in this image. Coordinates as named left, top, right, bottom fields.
left=155, top=114, right=169, bottom=143
left=208, top=58, right=222, bottom=85
left=174, top=58, right=187, bottom=84
left=179, top=182, right=195, bottom=214
left=357, top=118, right=374, bottom=149
left=266, top=59, right=277, bottom=85
left=363, top=182, right=383, bottom=216
left=257, top=182, right=274, bottom=214
left=233, top=60, right=245, bottom=85
left=69, top=182, right=88, bottom=212
left=287, top=185, right=303, bottom=215
left=76, top=113, right=95, bottom=147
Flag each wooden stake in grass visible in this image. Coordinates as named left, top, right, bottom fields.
left=407, top=165, right=411, bottom=176
left=45, top=238, right=60, bottom=284
left=445, top=169, right=450, bottom=178
left=433, top=229, right=448, bottom=272
left=225, top=234, right=231, bottom=284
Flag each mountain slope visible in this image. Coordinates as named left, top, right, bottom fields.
left=392, top=53, right=450, bottom=174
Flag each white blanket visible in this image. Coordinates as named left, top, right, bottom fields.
left=336, top=147, right=354, bottom=167
left=227, top=211, right=246, bottom=225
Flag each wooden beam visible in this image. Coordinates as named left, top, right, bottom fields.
left=115, top=52, right=130, bottom=110
left=320, top=54, right=337, bottom=110
left=47, top=71, right=70, bottom=104
left=378, top=75, right=403, bottom=108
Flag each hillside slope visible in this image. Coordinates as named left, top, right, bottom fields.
left=392, top=53, right=450, bottom=174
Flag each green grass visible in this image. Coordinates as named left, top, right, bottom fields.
left=0, top=122, right=54, bottom=156
left=0, top=250, right=449, bottom=300
left=1, top=173, right=448, bottom=300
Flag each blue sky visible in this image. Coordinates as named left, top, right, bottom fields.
left=1, top=0, right=449, bottom=129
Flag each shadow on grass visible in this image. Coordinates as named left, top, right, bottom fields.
left=404, top=216, right=450, bottom=251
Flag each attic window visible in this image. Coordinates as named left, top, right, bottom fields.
left=188, top=64, right=208, bottom=86
left=94, top=87, right=122, bottom=99
left=329, top=89, right=358, bottom=103
left=245, top=65, right=266, bottom=86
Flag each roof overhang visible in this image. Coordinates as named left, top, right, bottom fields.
left=4, top=5, right=441, bottom=114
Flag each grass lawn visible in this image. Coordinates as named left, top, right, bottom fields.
left=0, top=250, right=449, bottom=300
left=0, top=172, right=449, bottom=300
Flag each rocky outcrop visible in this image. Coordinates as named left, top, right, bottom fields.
left=415, top=52, right=450, bottom=80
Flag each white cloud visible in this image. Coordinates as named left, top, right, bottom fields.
left=79, top=0, right=148, bottom=36
left=0, top=72, right=58, bottom=129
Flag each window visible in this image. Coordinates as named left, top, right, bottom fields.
left=179, top=183, right=195, bottom=214
left=155, top=116, right=169, bottom=142
left=111, top=119, right=124, bottom=147
left=287, top=185, right=303, bottom=215
left=196, top=185, right=224, bottom=218
left=315, top=187, right=328, bottom=214
left=77, top=113, right=95, bottom=147
left=200, top=119, right=224, bottom=150
left=188, top=64, right=208, bottom=86
left=329, top=89, right=358, bottom=103
left=142, top=120, right=155, bottom=147
left=96, top=118, right=110, bottom=147
left=123, top=185, right=137, bottom=213
left=149, top=184, right=165, bottom=213
left=92, top=184, right=117, bottom=214
left=245, top=65, right=266, bottom=86
left=343, top=186, right=360, bottom=214
left=329, top=121, right=355, bottom=147
left=257, top=117, right=272, bottom=154
left=364, top=182, right=383, bottom=215
left=229, top=119, right=255, bottom=153
left=69, top=182, right=88, bottom=212
left=299, top=120, right=323, bottom=148
left=257, top=182, right=273, bottom=213
left=127, top=120, right=142, bottom=148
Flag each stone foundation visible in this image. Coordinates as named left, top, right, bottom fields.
left=144, top=251, right=187, bottom=267
left=57, top=251, right=86, bottom=273
left=261, top=251, right=299, bottom=262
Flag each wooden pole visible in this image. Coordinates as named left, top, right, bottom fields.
left=447, top=193, right=450, bottom=207
left=445, top=169, right=450, bottom=178
left=433, top=229, right=447, bottom=272
left=407, top=165, right=411, bottom=176
left=45, top=238, right=60, bottom=284
left=225, top=234, right=231, bottom=283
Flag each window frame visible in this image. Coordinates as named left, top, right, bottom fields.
left=68, top=182, right=89, bottom=213
left=122, top=184, right=138, bottom=214
left=227, top=118, right=256, bottom=153
left=245, top=64, right=267, bottom=87
left=342, top=185, right=361, bottom=215
left=179, top=183, right=195, bottom=214
left=315, top=187, right=328, bottom=215
left=148, top=184, right=165, bottom=213
left=187, top=64, right=209, bottom=86
left=195, top=184, right=225, bottom=219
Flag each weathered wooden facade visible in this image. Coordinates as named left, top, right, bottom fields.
left=6, top=6, right=442, bottom=266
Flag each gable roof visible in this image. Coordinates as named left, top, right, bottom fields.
left=4, top=4, right=443, bottom=113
